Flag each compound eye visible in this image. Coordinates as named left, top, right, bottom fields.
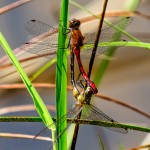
left=74, top=20, right=80, bottom=27
left=69, top=20, right=74, bottom=28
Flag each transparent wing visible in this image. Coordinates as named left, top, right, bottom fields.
left=80, top=40, right=127, bottom=59
left=25, top=19, right=57, bottom=36
left=34, top=104, right=83, bottom=139
left=82, top=104, right=128, bottom=134
left=48, top=105, right=84, bottom=149
left=84, top=17, right=132, bottom=43
left=81, top=17, right=132, bottom=59
left=22, top=20, right=69, bottom=58
left=20, top=33, right=59, bottom=59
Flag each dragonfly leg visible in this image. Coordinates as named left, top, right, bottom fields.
left=76, top=73, right=86, bottom=89
left=62, top=25, right=71, bottom=35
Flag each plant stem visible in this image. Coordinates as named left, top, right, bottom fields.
left=56, top=0, right=69, bottom=149
left=0, top=117, right=150, bottom=133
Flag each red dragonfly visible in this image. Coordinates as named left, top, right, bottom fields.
left=69, top=18, right=98, bottom=95
left=22, top=17, right=132, bottom=94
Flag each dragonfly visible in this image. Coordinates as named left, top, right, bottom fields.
left=69, top=18, right=98, bottom=95
left=34, top=76, right=128, bottom=149
left=22, top=17, right=132, bottom=95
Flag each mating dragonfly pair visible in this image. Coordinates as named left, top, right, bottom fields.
left=23, top=16, right=132, bottom=146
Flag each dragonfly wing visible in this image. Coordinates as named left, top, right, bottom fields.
left=80, top=40, right=127, bottom=59
left=81, top=17, right=132, bottom=59
left=34, top=104, right=83, bottom=139
left=48, top=105, right=84, bottom=149
left=20, top=33, right=59, bottom=59
left=82, top=104, right=128, bottom=134
left=84, top=17, right=132, bottom=44
left=22, top=20, right=70, bottom=59
left=25, top=19, right=57, bottom=36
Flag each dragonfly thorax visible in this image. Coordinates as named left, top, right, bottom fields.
left=75, top=86, right=93, bottom=105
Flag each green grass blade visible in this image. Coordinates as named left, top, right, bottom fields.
left=84, top=41, right=150, bottom=50
left=119, top=144, right=125, bottom=150
left=29, top=58, right=56, bottom=81
left=67, top=124, right=76, bottom=149
left=0, top=32, right=56, bottom=149
left=97, top=135, right=105, bottom=150
left=56, top=0, right=69, bottom=149
left=0, top=116, right=150, bottom=133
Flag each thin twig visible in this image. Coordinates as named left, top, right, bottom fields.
left=128, top=144, right=150, bottom=150
left=80, top=11, right=150, bottom=24
left=0, top=133, right=51, bottom=141
left=88, top=0, right=108, bottom=78
left=0, top=104, right=55, bottom=115
left=95, top=93, right=150, bottom=119
left=0, top=0, right=31, bottom=14
left=0, top=83, right=56, bottom=89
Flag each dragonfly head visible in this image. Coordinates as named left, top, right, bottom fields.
left=69, top=19, right=81, bottom=29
